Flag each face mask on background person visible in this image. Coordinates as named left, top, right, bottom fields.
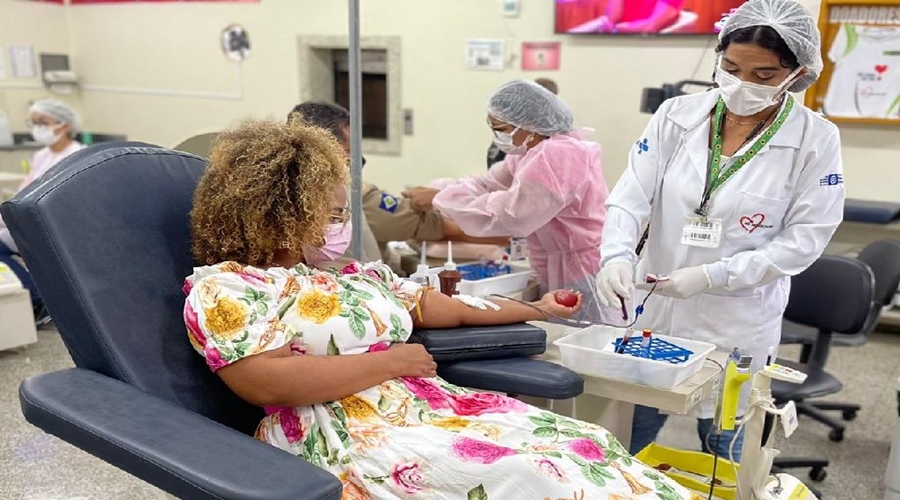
left=715, top=64, right=804, bottom=116
left=302, top=222, right=353, bottom=265
left=492, top=128, right=533, bottom=155
left=31, top=124, right=65, bottom=146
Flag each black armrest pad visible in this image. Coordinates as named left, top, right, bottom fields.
left=439, top=358, right=584, bottom=400
left=409, top=323, right=546, bottom=362
left=844, top=198, right=900, bottom=224
left=20, top=369, right=341, bottom=500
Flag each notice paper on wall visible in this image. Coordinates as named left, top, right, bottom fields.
left=10, top=45, right=36, bottom=78
left=466, top=40, right=505, bottom=71
left=522, top=42, right=561, bottom=71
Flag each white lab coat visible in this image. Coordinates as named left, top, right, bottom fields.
left=601, top=90, right=845, bottom=417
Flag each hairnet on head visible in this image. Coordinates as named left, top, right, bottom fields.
left=29, top=99, right=81, bottom=136
left=487, top=80, right=574, bottom=136
left=719, top=0, right=822, bottom=92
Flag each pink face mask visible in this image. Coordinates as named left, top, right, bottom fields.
left=302, top=222, right=353, bottom=266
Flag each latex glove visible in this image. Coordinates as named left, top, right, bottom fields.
left=638, top=265, right=713, bottom=299
left=596, top=260, right=634, bottom=307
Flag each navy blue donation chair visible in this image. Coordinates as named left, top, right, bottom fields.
left=2, top=144, right=582, bottom=500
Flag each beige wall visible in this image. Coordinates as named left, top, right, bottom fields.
left=0, top=0, right=80, bottom=131
left=9, top=0, right=899, bottom=201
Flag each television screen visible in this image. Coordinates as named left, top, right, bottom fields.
left=555, top=0, right=748, bottom=35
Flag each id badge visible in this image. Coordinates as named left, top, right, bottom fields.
left=681, top=217, right=722, bottom=248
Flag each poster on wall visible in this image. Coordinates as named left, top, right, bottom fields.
left=823, top=24, right=900, bottom=119
left=466, top=40, right=505, bottom=71
left=521, top=42, right=561, bottom=71
left=9, top=45, right=37, bottom=78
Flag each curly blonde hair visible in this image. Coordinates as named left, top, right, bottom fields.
left=191, top=119, right=348, bottom=266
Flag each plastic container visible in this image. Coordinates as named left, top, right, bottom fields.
left=636, top=443, right=738, bottom=500
left=455, top=262, right=533, bottom=297
left=0, top=111, right=14, bottom=146
left=458, top=262, right=512, bottom=280
left=0, top=263, right=38, bottom=351
left=553, top=325, right=716, bottom=389
left=438, top=241, right=462, bottom=296
left=885, top=377, right=900, bottom=500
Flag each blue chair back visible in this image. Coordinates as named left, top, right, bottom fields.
left=1, top=145, right=262, bottom=434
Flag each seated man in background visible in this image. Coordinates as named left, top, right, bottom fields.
left=0, top=99, right=85, bottom=323
left=487, top=78, right=558, bottom=169
left=288, top=101, right=507, bottom=265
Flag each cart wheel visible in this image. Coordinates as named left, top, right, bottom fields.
left=829, top=428, right=844, bottom=442
left=809, top=467, right=827, bottom=482
left=842, top=409, right=858, bottom=421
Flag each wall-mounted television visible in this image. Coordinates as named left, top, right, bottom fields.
left=555, top=0, right=748, bottom=35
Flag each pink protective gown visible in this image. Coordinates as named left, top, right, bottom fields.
left=434, top=132, right=613, bottom=322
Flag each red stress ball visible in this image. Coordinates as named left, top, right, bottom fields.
left=553, top=290, right=578, bottom=307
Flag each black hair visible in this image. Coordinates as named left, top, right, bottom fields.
left=716, top=26, right=800, bottom=70
left=288, top=101, right=350, bottom=143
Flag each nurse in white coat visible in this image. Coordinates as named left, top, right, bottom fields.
left=596, top=0, right=845, bottom=459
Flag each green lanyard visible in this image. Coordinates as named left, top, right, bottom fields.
left=696, top=96, right=795, bottom=217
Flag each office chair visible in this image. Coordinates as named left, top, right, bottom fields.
left=3, top=145, right=582, bottom=500
left=780, top=240, right=900, bottom=425
left=771, top=255, right=874, bottom=483
left=782, top=239, right=900, bottom=359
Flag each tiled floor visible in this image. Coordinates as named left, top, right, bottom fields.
left=1, top=328, right=897, bottom=499
left=0, top=330, right=163, bottom=500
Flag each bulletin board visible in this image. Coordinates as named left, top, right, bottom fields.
left=804, top=0, right=900, bottom=125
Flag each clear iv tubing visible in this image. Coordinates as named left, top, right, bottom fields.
left=489, top=281, right=660, bottom=329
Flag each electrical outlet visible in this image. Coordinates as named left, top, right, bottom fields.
left=503, top=0, right=520, bottom=18
left=404, top=109, right=414, bottom=135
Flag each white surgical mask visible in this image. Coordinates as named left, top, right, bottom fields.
left=31, top=124, right=65, bottom=146
left=492, top=127, right=533, bottom=156
left=714, top=64, right=804, bottom=116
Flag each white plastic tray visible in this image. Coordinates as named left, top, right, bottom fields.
left=425, top=262, right=533, bottom=298
left=457, top=263, right=533, bottom=298
left=553, top=325, right=716, bottom=390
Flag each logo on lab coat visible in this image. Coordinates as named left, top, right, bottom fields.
left=819, top=174, right=843, bottom=186
left=635, top=138, right=650, bottom=155
left=740, top=213, right=773, bottom=233
left=379, top=193, right=399, bottom=213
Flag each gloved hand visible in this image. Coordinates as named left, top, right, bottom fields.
left=596, top=260, right=634, bottom=307
left=638, top=265, right=713, bottom=299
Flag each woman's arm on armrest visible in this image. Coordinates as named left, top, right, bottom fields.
left=413, top=289, right=581, bottom=329
left=216, top=343, right=434, bottom=408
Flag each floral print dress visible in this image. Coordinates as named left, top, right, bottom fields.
left=184, top=261, right=696, bottom=500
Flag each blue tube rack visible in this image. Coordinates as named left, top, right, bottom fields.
left=613, top=337, right=694, bottom=364
left=457, top=262, right=512, bottom=281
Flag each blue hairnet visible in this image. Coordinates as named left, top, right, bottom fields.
left=487, top=80, right=574, bottom=136
left=29, top=99, right=81, bottom=136
left=720, top=0, right=823, bottom=92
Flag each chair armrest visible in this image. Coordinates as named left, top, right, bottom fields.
left=439, top=358, right=584, bottom=399
left=410, top=323, right=547, bottom=362
left=20, top=369, right=341, bottom=500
